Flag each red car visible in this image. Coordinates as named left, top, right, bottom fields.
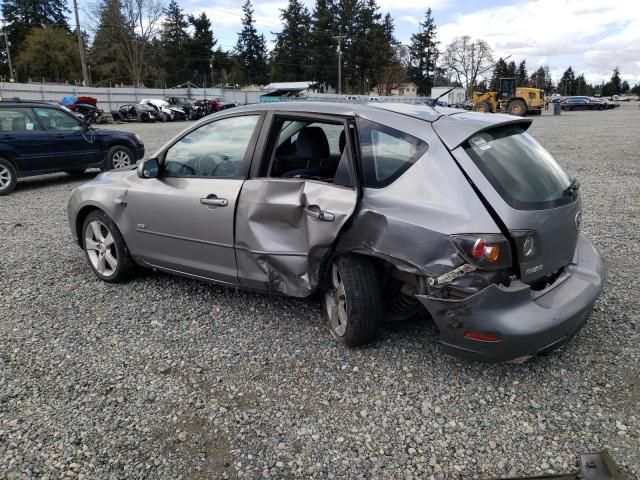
left=194, top=98, right=237, bottom=115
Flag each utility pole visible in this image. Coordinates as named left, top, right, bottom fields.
left=72, top=0, right=89, bottom=86
left=2, top=28, right=14, bottom=81
left=333, top=35, right=345, bottom=95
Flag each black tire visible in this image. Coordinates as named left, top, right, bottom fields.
left=322, top=255, right=383, bottom=347
left=105, top=145, right=134, bottom=170
left=0, top=157, right=17, bottom=196
left=507, top=99, right=527, bottom=116
left=473, top=100, right=492, bottom=113
left=82, top=210, right=135, bottom=283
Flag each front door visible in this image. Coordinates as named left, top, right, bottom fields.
left=33, top=107, right=101, bottom=169
left=235, top=115, right=359, bottom=297
left=0, top=107, right=52, bottom=173
left=125, top=114, right=262, bottom=285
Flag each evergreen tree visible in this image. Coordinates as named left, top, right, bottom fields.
left=506, top=60, right=516, bottom=78
left=529, top=66, right=545, bottom=89
left=1, top=0, right=70, bottom=53
left=559, top=66, right=575, bottom=95
left=271, top=0, right=312, bottom=81
left=407, top=8, right=439, bottom=95
left=610, top=66, right=622, bottom=94
left=490, top=57, right=508, bottom=91
left=621, top=80, right=630, bottom=93
left=516, top=59, right=527, bottom=86
left=90, top=0, right=128, bottom=85
left=160, top=0, right=190, bottom=86
left=335, top=0, right=362, bottom=93
left=235, top=0, right=269, bottom=85
left=187, top=12, right=216, bottom=85
left=307, top=0, right=337, bottom=90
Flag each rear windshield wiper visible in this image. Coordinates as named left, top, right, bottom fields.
left=563, top=177, right=580, bottom=196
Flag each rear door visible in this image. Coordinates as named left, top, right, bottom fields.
left=0, top=107, right=52, bottom=173
left=448, top=124, right=580, bottom=284
left=125, top=113, right=263, bottom=284
left=234, top=113, right=359, bottom=297
left=33, top=107, right=101, bottom=169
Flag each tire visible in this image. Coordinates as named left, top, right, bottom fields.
left=322, top=255, right=383, bottom=347
left=105, top=145, right=134, bottom=170
left=507, top=99, right=527, bottom=116
left=0, top=157, right=17, bottom=196
left=82, top=210, right=135, bottom=283
left=473, top=100, right=492, bottom=113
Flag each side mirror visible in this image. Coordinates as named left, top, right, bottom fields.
left=137, top=158, right=160, bottom=179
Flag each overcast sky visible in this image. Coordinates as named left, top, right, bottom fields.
left=87, top=0, right=640, bottom=85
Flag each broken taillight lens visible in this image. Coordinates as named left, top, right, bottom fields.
left=450, top=234, right=512, bottom=269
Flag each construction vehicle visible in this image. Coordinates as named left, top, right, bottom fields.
left=472, top=78, right=544, bottom=116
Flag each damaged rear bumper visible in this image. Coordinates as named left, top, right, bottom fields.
left=416, top=233, right=605, bottom=363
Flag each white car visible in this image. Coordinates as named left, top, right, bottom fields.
left=139, top=99, right=187, bottom=121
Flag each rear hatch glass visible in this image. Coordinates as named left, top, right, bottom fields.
left=454, top=126, right=580, bottom=284
left=463, top=126, right=572, bottom=210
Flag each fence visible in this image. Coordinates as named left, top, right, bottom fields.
left=0, top=81, right=431, bottom=110
left=0, top=82, right=262, bottom=110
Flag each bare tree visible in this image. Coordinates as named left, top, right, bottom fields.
left=120, top=0, right=164, bottom=86
left=374, top=44, right=409, bottom=96
left=442, top=36, right=493, bottom=97
left=88, top=0, right=163, bottom=86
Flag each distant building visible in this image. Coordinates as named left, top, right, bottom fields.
left=370, top=82, right=419, bottom=97
left=430, top=86, right=466, bottom=107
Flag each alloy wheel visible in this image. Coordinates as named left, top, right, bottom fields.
left=325, top=264, right=348, bottom=337
left=112, top=150, right=131, bottom=168
left=84, top=220, right=118, bottom=277
left=0, top=165, right=11, bottom=189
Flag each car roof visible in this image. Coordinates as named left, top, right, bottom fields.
left=0, top=101, right=60, bottom=108
left=229, top=102, right=532, bottom=149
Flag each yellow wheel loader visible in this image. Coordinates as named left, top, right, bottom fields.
left=472, top=78, right=544, bottom=116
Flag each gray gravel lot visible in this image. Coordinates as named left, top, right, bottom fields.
left=1, top=104, right=639, bottom=479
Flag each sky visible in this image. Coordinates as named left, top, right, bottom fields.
left=84, top=0, right=640, bottom=86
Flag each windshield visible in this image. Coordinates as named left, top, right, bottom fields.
left=463, top=126, right=573, bottom=210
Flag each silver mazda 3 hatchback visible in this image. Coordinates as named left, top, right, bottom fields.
left=67, top=102, right=604, bottom=362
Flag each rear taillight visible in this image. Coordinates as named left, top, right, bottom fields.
left=450, top=234, right=512, bottom=269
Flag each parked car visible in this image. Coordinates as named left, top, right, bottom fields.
left=61, top=96, right=104, bottom=123
left=166, top=97, right=205, bottom=120
left=0, top=100, right=144, bottom=195
left=67, top=102, right=604, bottom=362
left=194, top=98, right=237, bottom=115
left=561, top=98, right=604, bottom=111
left=139, top=99, right=187, bottom=121
left=111, top=103, right=158, bottom=122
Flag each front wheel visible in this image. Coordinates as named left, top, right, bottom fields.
left=82, top=210, right=135, bottom=282
left=0, top=158, right=17, bottom=196
left=507, top=99, right=527, bottom=116
left=323, top=255, right=383, bottom=347
left=105, top=145, right=134, bottom=170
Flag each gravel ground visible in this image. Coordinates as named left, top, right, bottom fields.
left=1, top=104, right=639, bottom=479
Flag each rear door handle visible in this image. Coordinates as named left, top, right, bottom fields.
left=304, top=205, right=335, bottom=222
left=200, top=195, right=228, bottom=208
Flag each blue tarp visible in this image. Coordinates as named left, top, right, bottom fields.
left=60, top=96, right=77, bottom=106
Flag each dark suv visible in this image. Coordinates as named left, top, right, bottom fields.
left=0, top=100, right=145, bottom=195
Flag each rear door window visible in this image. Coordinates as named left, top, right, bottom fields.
left=463, top=126, right=572, bottom=210
left=0, top=108, right=40, bottom=131
left=358, top=119, right=428, bottom=188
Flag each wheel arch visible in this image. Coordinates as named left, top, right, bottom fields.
left=0, top=152, right=20, bottom=173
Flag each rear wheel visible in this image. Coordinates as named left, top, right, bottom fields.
left=82, top=210, right=135, bottom=282
left=473, top=100, right=492, bottom=113
left=323, top=255, right=383, bottom=347
left=507, top=99, right=527, bottom=116
left=105, top=145, right=134, bottom=170
left=0, top=158, right=17, bottom=196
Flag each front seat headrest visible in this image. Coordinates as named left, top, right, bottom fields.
left=296, top=127, right=330, bottom=160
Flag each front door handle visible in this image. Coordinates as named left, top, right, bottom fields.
left=200, top=195, right=228, bottom=208
left=304, top=205, right=335, bottom=222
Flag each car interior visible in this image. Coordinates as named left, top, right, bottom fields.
left=267, top=119, right=354, bottom=186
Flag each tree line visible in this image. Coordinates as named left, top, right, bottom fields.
left=1, top=0, right=639, bottom=97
